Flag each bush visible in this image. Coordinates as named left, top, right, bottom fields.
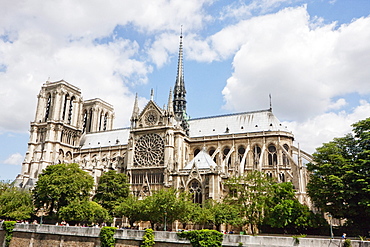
left=3, top=221, right=16, bottom=247
left=177, top=229, right=223, bottom=247
left=343, top=239, right=352, bottom=247
left=99, top=226, right=116, bottom=247
left=141, top=228, right=155, bottom=247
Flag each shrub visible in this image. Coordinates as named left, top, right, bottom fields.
left=177, top=229, right=223, bottom=247
left=343, top=239, right=352, bottom=247
left=99, top=226, right=116, bottom=247
left=141, top=228, right=155, bottom=247
left=3, top=221, right=16, bottom=247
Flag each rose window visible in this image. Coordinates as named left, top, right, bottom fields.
left=134, top=133, right=164, bottom=166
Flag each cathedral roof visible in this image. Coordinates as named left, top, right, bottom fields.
left=183, top=149, right=217, bottom=170
left=80, top=128, right=130, bottom=149
left=188, top=109, right=290, bottom=138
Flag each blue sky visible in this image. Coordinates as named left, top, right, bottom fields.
left=1, top=0, right=370, bottom=181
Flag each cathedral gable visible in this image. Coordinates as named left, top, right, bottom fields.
left=138, top=101, right=164, bottom=128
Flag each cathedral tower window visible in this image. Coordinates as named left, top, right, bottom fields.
left=68, top=96, right=75, bottom=124
left=268, top=144, right=277, bottom=166
left=44, top=94, right=52, bottom=121
left=103, top=113, right=108, bottom=130
left=279, top=172, right=285, bottom=182
left=87, top=109, right=93, bottom=132
left=62, top=94, right=69, bottom=120
left=189, top=180, right=202, bottom=204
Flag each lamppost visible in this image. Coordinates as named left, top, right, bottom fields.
left=40, top=208, right=44, bottom=225
left=164, top=211, right=167, bottom=231
left=328, top=214, right=333, bottom=239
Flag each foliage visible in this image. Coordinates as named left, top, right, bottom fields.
left=343, top=239, right=352, bottom=247
left=115, top=195, right=146, bottom=226
left=99, top=226, right=116, bottom=247
left=202, top=200, right=240, bottom=230
left=3, top=221, right=16, bottom=247
left=141, top=228, right=155, bottom=247
left=0, top=182, right=33, bottom=220
left=292, top=234, right=306, bottom=245
left=177, top=229, right=223, bottom=247
left=59, top=200, right=111, bottom=223
left=32, top=163, right=94, bottom=218
left=307, top=117, right=370, bottom=234
left=224, top=171, right=273, bottom=234
left=264, top=182, right=327, bottom=233
left=142, top=188, right=193, bottom=229
left=93, top=170, right=129, bottom=215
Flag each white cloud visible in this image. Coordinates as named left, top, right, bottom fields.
left=219, top=6, right=370, bottom=122
left=0, top=0, right=213, bottom=133
left=285, top=100, right=370, bottom=153
left=3, top=153, right=23, bottom=165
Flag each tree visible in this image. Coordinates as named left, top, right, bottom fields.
left=307, top=117, right=370, bottom=234
left=93, top=170, right=130, bottom=215
left=203, top=200, right=240, bottom=231
left=59, top=201, right=111, bottom=223
left=33, top=163, right=94, bottom=217
left=224, top=171, right=273, bottom=234
left=0, top=182, right=33, bottom=220
left=114, top=195, right=146, bottom=227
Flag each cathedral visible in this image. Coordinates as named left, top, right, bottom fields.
left=16, top=35, right=312, bottom=204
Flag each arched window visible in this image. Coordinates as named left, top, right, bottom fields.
left=209, top=147, right=217, bottom=163
left=99, top=112, right=103, bottom=131
left=223, top=147, right=231, bottom=168
left=253, top=145, right=261, bottom=166
left=189, top=180, right=202, bottom=204
left=44, top=94, right=52, bottom=121
left=87, top=109, right=93, bottom=132
left=68, top=96, right=74, bottom=124
left=279, top=173, right=285, bottom=182
left=194, top=148, right=201, bottom=157
left=268, top=144, right=277, bottom=166
left=283, top=144, right=290, bottom=166
left=238, top=146, right=245, bottom=162
left=62, top=94, right=69, bottom=120
left=266, top=172, right=273, bottom=178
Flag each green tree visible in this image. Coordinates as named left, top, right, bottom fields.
left=93, top=170, right=129, bottom=215
left=307, top=117, right=370, bottom=234
left=203, top=200, right=240, bottom=231
left=115, top=195, right=146, bottom=227
left=224, top=171, right=273, bottom=234
left=59, top=201, right=111, bottom=223
left=0, top=182, right=33, bottom=220
left=33, top=163, right=94, bottom=218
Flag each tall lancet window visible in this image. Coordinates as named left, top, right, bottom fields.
left=68, top=96, right=74, bottom=124
left=189, top=180, right=202, bottom=204
left=103, top=113, right=108, bottom=130
left=44, top=94, right=52, bottom=121
left=62, top=94, right=68, bottom=120
left=268, top=144, right=278, bottom=166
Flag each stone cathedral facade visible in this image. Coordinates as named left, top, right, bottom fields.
left=16, top=35, right=312, bottom=204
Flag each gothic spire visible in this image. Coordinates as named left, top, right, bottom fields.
left=173, top=27, right=187, bottom=122
left=167, top=88, right=174, bottom=115
left=131, top=93, right=139, bottom=121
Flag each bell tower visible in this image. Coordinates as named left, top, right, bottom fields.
left=18, top=80, right=84, bottom=187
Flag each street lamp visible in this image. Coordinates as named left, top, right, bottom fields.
left=328, top=214, right=333, bottom=239
left=40, top=208, right=44, bottom=225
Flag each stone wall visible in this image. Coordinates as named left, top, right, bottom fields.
left=1, top=223, right=370, bottom=247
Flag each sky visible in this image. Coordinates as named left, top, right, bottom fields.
left=1, top=0, right=370, bottom=181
